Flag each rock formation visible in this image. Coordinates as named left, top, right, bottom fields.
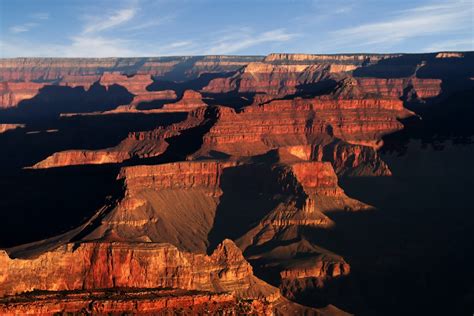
left=0, top=81, right=45, bottom=108
left=0, top=123, right=25, bottom=133
left=30, top=106, right=212, bottom=168
left=162, top=90, right=207, bottom=111
left=0, top=56, right=261, bottom=81
left=1, top=52, right=473, bottom=315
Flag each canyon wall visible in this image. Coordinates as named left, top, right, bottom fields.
left=1, top=52, right=473, bottom=315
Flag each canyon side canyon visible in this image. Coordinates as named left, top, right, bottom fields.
left=0, top=53, right=473, bottom=315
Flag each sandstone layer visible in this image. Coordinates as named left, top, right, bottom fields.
left=2, top=52, right=473, bottom=315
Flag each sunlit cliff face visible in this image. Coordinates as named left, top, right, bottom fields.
left=0, top=52, right=473, bottom=315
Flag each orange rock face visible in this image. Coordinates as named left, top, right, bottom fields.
left=0, top=240, right=277, bottom=299
left=0, top=81, right=45, bottom=108
left=203, top=53, right=395, bottom=97
left=0, top=123, right=25, bottom=133
left=30, top=107, right=210, bottom=168
left=2, top=52, right=471, bottom=315
left=0, top=56, right=262, bottom=81
left=59, top=74, right=101, bottom=89
left=0, top=290, right=245, bottom=315
left=99, top=72, right=179, bottom=111
left=162, top=90, right=207, bottom=111
left=99, top=72, right=154, bottom=95
left=188, top=99, right=400, bottom=175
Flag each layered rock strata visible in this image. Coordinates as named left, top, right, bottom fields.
left=30, top=107, right=211, bottom=168
left=0, top=56, right=262, bottom=81
left=0, top=81, right=45, bottom=108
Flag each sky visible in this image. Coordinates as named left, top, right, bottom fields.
left=0, top=0, right=472, bottom=57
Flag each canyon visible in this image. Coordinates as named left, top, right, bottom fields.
left=0, top=52, right=473, bottom=315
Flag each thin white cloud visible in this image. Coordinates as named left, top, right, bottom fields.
left=82, top=7, right=137, bottom=34
left=0, top=37, right=147, bottom=58
left=126, top=14, right=176, bottom=31
left=294, top=0, right=356, bottom=25
left=1, top=27, right=297, bottom=57
left=64, top=36, right=138, bottom=57
left=30, top=12, right=50, bottom=20
left=39, top=2, right=142, bottom=57
left=9, top=26, right=30, bottom=34
left=8, top=11, right=49, bottom=34
left=166, top=41, right=193, bottom=49
left=9, top=22, right=38, bottom=34
left=425, top=38, right=474, bottom=52
left=1, top=1, right=176, bottom=57
left=325, top=0, right=473, bottom=50
left=206, top=28, right=298, bottom=54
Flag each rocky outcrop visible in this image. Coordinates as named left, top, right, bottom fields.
left=201, top=97, right=410, bottom=150
left=0, top=239, right=327, bottom=314
left=203, top=62, right=332, bottom=96
left=59, top=74, right=101, bottom=89
left=99, top=72, right=154, bottom=95
left=263, top=53, right=400, bottom=64
left=0, top=56, right=262, bottom=82
left=0, top=289, right=330, bottom=315
left=118, top=161, right=235, bottom=194
left=30, top=95, right=398, bottom=175
left=0, top=123, right=25, bottom=133
left=30, top=149, right=133, bottom=168
left=30, top=106, right=211, bottom=168
left=332, top=77, right=442, bottom=101
left=98, top=72, right=179, bottom=111
left=3, top=236, right=342, bottom=313
left=280, top=256, right=350, bottom=280
left=162, top=90, right=207, bottom=111
left=81, top=161, right=234, bottom=251
left=242, top=238, right=352, bottom=300
left=3, top=52, right=471, bottom=314
left=0, top=240, right=278, bottom=300
left=202, top=53, right=453, bottom=110
left=435, top=52, right=464, bottom=58
left=0, top=290, right=246, bottom=315
left=190, top=101, right=398, bottom=176
left=0, top=81, right=45, bottom=108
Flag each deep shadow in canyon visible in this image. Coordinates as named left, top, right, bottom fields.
left=289, top=85, right=474, bottom=315
left=1, top=54, right=474, bottom=314
left=0, top=83, right=134, bottom=122
left=0, top=164, right=121, bottom=247
left=0, top=112, right=186, bottom=169
left=207, top=162, right=305, bottom=253
left=146, top=71, right=236, bottom=98
left=0, top=111, right=186, bottom=247
left=302, top=141, right=474, bottom=316
left=353, top=52, right=474, bottom=79
left=128, top=107, right=218, bottom=166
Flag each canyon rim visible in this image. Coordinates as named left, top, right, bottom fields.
left=1, top=0, right=474, bottom=315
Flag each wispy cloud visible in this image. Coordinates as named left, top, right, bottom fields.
left=126, top=14, right=176, bottom=31
left=425, top=38, right=474, bottom=52
left=30, top=12, right=50, bottom=20
left=60, top=1, right=172, bottom=56
left=82, top=7, right=137, bottom=34
left=294, top=0, right=356, bottom=25
left=9, top=22, right=38, bottom=34
left=166, top=41, right=193, bottom=49
left=2, top=2, right=148, bottom=58
left=8, top=11, right=49, bottom=34
left=42, top=2, right=143, bottom=57
left=67, top=36, right=138, bottom=57
left=0, top=36, right=146, bottom=58
left=206, top=28, right=298, bottom=54
left=325, top=0, right=472, bottom=50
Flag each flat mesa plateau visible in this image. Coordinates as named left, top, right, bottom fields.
left=0, top=52, right=473, bottom=315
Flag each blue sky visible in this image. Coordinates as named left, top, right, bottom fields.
left=0, top=0, right=472, bottom=57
